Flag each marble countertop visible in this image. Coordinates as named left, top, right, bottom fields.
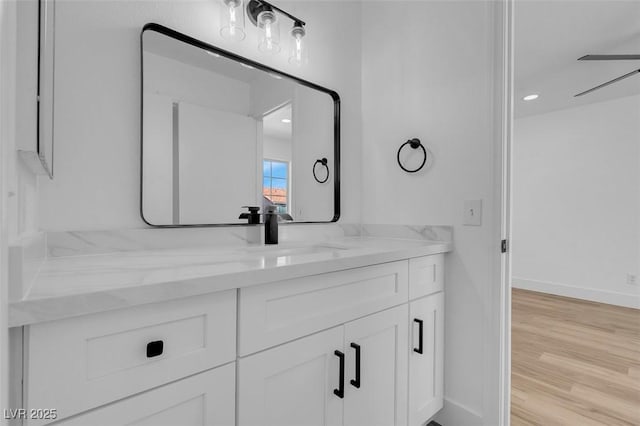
left=9, top=236, right=451, bottom=327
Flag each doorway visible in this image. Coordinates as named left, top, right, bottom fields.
left=509, top=1, right=640, bottom=424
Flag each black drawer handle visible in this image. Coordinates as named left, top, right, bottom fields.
left=146, top=340, right=164, bottom=358
left=350, top=343, right=361, bottom=389
left=333, top=350, right=345, bottom=398
left=414, top=319, right=424, bottom=354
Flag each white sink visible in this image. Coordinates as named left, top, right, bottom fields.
left=243, top=243, right=350, bottom=257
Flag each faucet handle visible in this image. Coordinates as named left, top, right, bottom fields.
left=239, top=206, right=261, bottom=224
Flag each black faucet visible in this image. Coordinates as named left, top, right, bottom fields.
left=264, top=206, right=293, bottom=245
left=239, top=206, right=293, bottom=244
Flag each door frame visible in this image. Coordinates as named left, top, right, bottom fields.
left=493, top=0, right=515, bottom=425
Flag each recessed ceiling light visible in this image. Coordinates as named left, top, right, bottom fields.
left=523, top=94, right=539, bottom=101
left=281, top=118, right=291, bottom=123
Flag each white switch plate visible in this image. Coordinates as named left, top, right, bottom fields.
left=464, top=200, right=483, bottom=226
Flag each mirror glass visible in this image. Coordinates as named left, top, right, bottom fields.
left=141, top=25, right=339, bottom=226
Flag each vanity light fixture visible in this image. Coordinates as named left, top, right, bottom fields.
left=281, top=118, right=291, bottom=123
left=220, top=0, right=308, bottom=64
left=289, top=21, right=307, bottom=65
left=220, top=0, right=246, bottom=41
left=523, top=94, right=539, bottom=101
left=257, top=9, right=280, bottom=54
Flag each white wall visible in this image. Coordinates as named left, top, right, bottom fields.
left=512, top=95, right=640, bottom=308
left=263, top=136, right=291, bottom=163
left=179, top=102, right=258, bottom=223
left=38, top=0, right=362, bottom=230
left=361, top=1, right=499, bottom=423
left=142, top=92, right=173, bottom=225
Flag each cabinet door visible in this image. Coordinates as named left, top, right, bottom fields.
left=54, top=363, right=235, bottom=426
left=344, top=305, right=409, bottom=426
left=238, top=326, right=344, bottom=426
left=409, top=292, right=444, bottom=426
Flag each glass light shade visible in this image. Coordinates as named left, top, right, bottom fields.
left=257, top=10, right=280, bottom=54
left=289, top=25, right=308, bottom=66
left=220, top=0, right=246, bottom=41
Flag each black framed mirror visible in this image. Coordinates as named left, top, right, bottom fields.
left=140, top=23, right=340, bottom=227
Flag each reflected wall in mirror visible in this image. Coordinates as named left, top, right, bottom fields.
left=141, top=24, right=340, bottom=226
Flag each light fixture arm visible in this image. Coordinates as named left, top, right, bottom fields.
left=247, top=0, right=305, bottom=27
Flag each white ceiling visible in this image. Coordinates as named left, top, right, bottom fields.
left=263, top=104, right=292, bottom=140
left=515, top=0, right=640, bottom=118
left=143, top=30, right=259, bottom=83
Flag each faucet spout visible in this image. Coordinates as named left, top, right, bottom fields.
left=264, top=206, right=279, bottom=245
left=263, top=207, right=294, bottom=244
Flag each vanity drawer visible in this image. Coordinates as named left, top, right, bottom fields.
left=239, top=260, right=408, bottom=356
left=52, top=363, right=235, bottom=426
left=24, top=290, right=236, bottom=426
left=409, top=254, right=444, bottom=300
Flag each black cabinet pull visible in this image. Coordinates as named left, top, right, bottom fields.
left=414, top=319, right=424, bottom=354
left=350, top=343, right=361, bottom=389
left=146, top=340, right=164, bottom=358
left=333, top=350, right=345, bottom=398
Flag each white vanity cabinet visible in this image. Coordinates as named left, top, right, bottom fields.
left=238, top=305, right=408, bottom=426
left=13, top=253, right=446, bottom=426
left=237, top=254, right=445, bottom=426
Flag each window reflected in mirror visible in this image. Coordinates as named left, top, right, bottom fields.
left=263, top=159, right=289, bottom=214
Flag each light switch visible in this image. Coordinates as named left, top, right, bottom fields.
left=464, top=200, right=482, bottom=226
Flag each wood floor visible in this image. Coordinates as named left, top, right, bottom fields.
left=511, top=288, right=640, bottom=426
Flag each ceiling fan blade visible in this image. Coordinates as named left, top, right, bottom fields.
left=574, top=68, right=640, bottom=97
left=578, top=54, right=640, bottom=61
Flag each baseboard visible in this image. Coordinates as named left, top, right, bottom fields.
left=512, top=277, right=640, bottom=309
left=432, top=397, right=483, bottom=426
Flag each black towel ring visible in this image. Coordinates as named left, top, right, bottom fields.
left=397, top=138, right=427, bottom=173
left=313, top=158, right=330, bottom=183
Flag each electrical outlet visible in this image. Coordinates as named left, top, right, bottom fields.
left=627, top=274, right=637, bottom=286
